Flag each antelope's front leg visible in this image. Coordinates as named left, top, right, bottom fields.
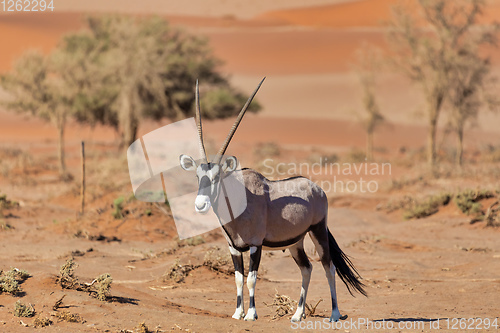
left=244, top=245, right=262, bottom=321
left=229, top=246, right=245, bottom=319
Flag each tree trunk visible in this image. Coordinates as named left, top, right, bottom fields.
left=426, top=85, right=445, bottom=168
left=427, top=116, right=437, bottom=167
left=122, top=116, right=139, bottom=149
left=118, top=88, right=140, bottom=149
left=56, top=114, right=67, bottom=175
left=81, top=141, right=85, bottom=216
left=456, top=126, right=464, bottom=167
left=366, top=129, right=374, bottom=161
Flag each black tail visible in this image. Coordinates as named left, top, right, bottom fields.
left=328, top=229, right=367, bottom=297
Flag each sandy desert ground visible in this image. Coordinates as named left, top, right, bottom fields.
left=1, top=1, right=500, bottom=332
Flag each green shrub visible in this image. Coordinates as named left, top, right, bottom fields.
left=403, top=193, right=451, bottom=220
left=112, top=196, right=125, bottom=219
left=200, top=87, right=261, bottom=120
left=0, top=220, right=13, bottom=230
left=454, top=189, right=494, bottom=216
left=0, top=193, right=18, bottom=217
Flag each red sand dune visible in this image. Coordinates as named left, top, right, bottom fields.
left=260, top=0, right=500, bottom=28
left=206, top=29, right=387, bottom=75
left=259, top=0, right=399, bottom=28
left=1, top=1, right=499, bottom=143
left=0, top=13, right=83, bottom=72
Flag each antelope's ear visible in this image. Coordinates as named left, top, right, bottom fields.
left=179, top=154, right=196, bottom=171
left=222, top=156, right=238, bottom=173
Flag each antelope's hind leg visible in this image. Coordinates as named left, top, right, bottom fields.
left=229, top=246, right=245, bottom=320
left=309, top=222, right=343, bottom=322
left=244, top=245, right=262, bottom=321
left=289, top=239, right=312, bottom=322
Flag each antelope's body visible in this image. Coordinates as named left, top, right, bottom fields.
left=180, top=78, right=366, bottom=322
left=217, top=170, right=326, bottom=251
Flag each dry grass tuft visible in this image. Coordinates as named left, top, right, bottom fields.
left=118, top=321, right=159, bottom=333
left=9, top=267, right=30, bottom=280
left=33, top=315, right=52, bottom=328
left=14, top=300, right=35, bottom=317
left=254, top=142, right=281, bottom=159
left=484, top=200, right=500, bottom=227
left=0, top=220, right=14, bottom=230
left=0, top=267, right=30, bottom=295
left=59, top=258, right=78, bottom=289
left=0, top=194, right=18, bottom=209
left=0, top=274, right=19, bottom=295
left=176, top=235, right=205, bottom=247
left=136, top=321, right=151, bottom=333
left=163, top=260, right=197, bottom=283
left=203, top=246, right=234, bottom=275
left=53, top=310, right=84, bottom=323
left=92, top=273, right=113, bottom=301
left=57, top=258, right=113, bottom=301
left=263, top=289, right=297, bottom=321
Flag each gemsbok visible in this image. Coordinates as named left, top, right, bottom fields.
left=179, top=78, right=366, bottom=322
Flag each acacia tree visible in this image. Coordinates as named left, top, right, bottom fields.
left=1, top=15, right=260, bottom=174
left=0, top=51, right=71, bottom=177
left=70, top=15, right=260, bottom=148
left=445, top=15, right=499, bottom=166
left=354, top=46, right=385, bottom=161
left=386, top=0, right=494, bottom=167
left=1, top=28, right=115, bottom=177
left=447, top=51, right=492, bottom=166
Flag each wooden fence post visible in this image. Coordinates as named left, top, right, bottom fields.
left=81, top=141, right=85, bottom=216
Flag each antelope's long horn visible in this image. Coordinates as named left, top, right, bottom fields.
left=195, top=80, right=208, bottom=163
left=213, top=77, right=266, bottom=165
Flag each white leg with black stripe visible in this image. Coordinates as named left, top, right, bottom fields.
left=244, top=246, right=261, bottom=321
left=229, top=246, right=245, bottom=320
left=289, top=242, right=312, bottom=322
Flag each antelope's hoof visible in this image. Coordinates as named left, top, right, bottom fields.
left=291, top=312, right=305, bottom=322
left=232, top=310, right=244, bottom=320
left=329, top=314, right=348, bottom=322
left=244, top=309, right=258, bottom=321
left=330, top=309, right=346, bottom=322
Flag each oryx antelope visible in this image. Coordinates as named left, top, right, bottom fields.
left=179, top=78, right=366, bottom=322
